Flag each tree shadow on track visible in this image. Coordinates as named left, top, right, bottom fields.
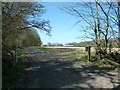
left=11, top=51, right=120, bottom=89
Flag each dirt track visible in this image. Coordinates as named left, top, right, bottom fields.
left=11, top=47, right=120, bottom=88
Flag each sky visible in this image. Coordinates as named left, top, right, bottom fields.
left=36, top=2, right=90, bottom=45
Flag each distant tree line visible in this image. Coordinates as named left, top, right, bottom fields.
left=67, top=38, right=119, bottom=48
left=47, top=42, right=63, bottom=46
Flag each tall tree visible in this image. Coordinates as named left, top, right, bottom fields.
left=62, top=1, right=119, bottom=59
left=2, top=2, right=51, bottom=79
left=2, top=2, right=51, bottom=50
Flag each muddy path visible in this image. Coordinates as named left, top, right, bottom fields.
left=11, top=47, right=120, bottom=88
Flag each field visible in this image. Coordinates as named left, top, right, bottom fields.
left=45, top=46, right=120, bottom=52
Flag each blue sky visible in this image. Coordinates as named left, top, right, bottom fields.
left=36, top=2, right=90, bottom=45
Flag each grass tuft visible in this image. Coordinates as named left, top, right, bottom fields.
left=34, top=46, right=53, bottom=51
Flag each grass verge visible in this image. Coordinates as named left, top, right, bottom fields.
left=34, top=46, right=53, bottom=51
left=68, top=51, right=88, bottom=62
left=68, top=51, right=120, bottom=70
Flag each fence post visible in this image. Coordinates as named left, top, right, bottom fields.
left=85, top=46, right=91, bottom=61
left=88, top=46, right=91, bottom=61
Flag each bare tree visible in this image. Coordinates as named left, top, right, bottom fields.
left=62, top=0, right=119, bottom=59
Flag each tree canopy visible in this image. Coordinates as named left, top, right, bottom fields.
left=2, top=2, right=51, bottom=49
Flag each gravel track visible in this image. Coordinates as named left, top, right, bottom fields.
left=11, top=47, right=120, bottom=88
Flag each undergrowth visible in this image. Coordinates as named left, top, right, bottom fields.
left=2, top=49, right=26, bottom=88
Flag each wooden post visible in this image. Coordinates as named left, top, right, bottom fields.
left=88, top=46, right=91, bottom=61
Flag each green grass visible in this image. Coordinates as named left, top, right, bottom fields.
left=3, top=49, right=26, bottom=88
left=34, top=46, right=53, bottom=51
left=17, top=49, right=25, bottom=59
left=115, top=66, right=120, bottom=71
left=68, top=51, right=88, bottom=61
left=68, top=51, right=120, bottom=69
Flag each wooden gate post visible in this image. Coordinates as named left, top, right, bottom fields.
left=88, top=46, right=91, bottom=61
